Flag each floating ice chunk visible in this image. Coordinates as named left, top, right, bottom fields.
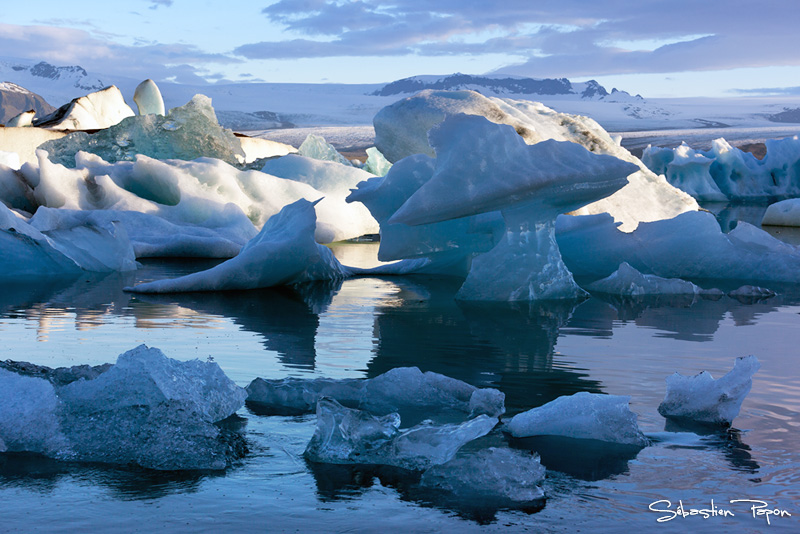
left=246, top=366, right=505, bottom=421
left=304, top=398, right=498, bottom=470
left=658, top=356, right=760, bottom=425
left=586, top=262, right=703, bottom=296
left=126, top=199, right=349, bottom=293
left=40, top=95, right=245, bottom=168
left=237, top=135, right=297, bottom=163
left=35, top=86, right=134, bottom=130
left=362, top=147, right=392, bottom=176
left=557, top=210, right=800, bottom=284
left=58, top=345, right=246, bottom=424
left=0, top=368, right=68, bottom=455
left=0, top=346, right=248, bottom=470
left=727, top=285, right=776, bottom=301
left=762, top=198, right=800, bottom=227
left=508, top=392, right=648, bottom=447
left=133, top=79, right=165, bottom=116
left=0, top=125, right=66, bottom=167
left=419, top=447, right=545, bottom=504
left=298, top=134, right=352, bottom=166
left=54, top=344, right=247, bottom=470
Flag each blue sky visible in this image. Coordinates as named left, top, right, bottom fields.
left=2, top=0, right=799, bottom=98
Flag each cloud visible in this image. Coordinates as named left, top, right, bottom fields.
left=148, top=0, right=173, bottom=9
left=235, top=0, right=800, bottom=78
left=0, top=23, right=240, bottom=83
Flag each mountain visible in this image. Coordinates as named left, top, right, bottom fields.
left=0, top=82, right=56, bottom=124
left=0, top=58, right=107, bottom=109
left=371, top=73, right=610, bottom=99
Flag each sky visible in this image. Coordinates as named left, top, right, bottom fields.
left=1, top=0, right=799, bottom=98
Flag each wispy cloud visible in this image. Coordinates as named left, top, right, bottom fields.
left=235, top=0, right=800, bottom=78
left=0, top=23, right=240, bottom=83
left=148, top=0, right=174, bottom=9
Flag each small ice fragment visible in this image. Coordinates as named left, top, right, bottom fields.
left=586, top=262, right=701, bottom=296
left=304, top=398, right=498, bottom=470
left=419, top=447, right=545, bottom=504
left=507, top=391, right=648, bottom=447
left=658, top=355, right=760, bottom=425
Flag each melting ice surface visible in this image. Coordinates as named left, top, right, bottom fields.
left=658, top=355, right=761, bottom=425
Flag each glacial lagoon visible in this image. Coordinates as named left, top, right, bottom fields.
left=0, top=241, right=798, bottom=533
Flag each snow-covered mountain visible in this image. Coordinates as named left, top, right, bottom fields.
left=0, top=58, right=106, bottom=106
left=0, top=82, right=55, bottom=123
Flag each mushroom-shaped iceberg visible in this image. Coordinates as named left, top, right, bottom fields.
left=386, top=114, right=638, bottom=301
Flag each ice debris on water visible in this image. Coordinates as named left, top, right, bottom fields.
left=507, top=392, right=649, bottom=447
left=304, top=397, right=498, bottom=470
left=419, top=447, right=546, bottom=504
left=126, top=199, right=350, bottom=293
left=0, top=345, right=247, bottom=470
left=658, top=355, right=760, bottom=425
left=246, top=366, right=505, bottom=420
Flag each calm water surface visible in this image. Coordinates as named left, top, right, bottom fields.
left=0, top=244, right=798, bottom=533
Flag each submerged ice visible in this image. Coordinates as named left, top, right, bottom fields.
left=658, top=356, right=760, bottom=425
left=0, top=345, right=247, bottom=470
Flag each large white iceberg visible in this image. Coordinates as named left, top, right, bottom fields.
left=304, top=397, right=498, bottom=470
left=762, top=198, right=800, bottom=227
left=126, top=199, right=349, bottom=293
left=35, top=85, right=135, bottom=131
left=507, top=391, right=648, bottom=447
left=658, top=355, right=760, bottom=425
left=246, top=366, right=505, bottom=421
left=643, top=137, right=800, bottom=201
left=373, top=89, right=698, bottom=231
left=0, top=345, right=248, bottom=470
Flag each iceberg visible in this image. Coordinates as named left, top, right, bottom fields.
left=507, top=391, right=649, bottom=447
left=0, top=151, right=20, bottom=170
left=658, top=355, right=760, bottom=425
left=304, top=397, right=498, bottom=470
left=133, top=79, right=165, bottom=116
left=298, top=134, right=352, bottom=166
left=762, top=198, right=800, bottom=227
left=39, top=95, right=246, bottom=169
left=34, top=85, right=134, bottom=131
left=362, top=147, right=392, bottom=177
left=6, top=110, right=36, bottom=127
left=246, top=366, right=505, bottom=421
left=643, top=137, right=800, bottom=201
left=419, top=447, right=545, bottom=505
left=0, top=345, right=248, bottom=470
left=126, top=199, right=349, bottom=293
left=557, top=210, right=800, bottom=284
left=373, top=89, right=698, bottom=230
left=0, top=201, right=137, bottom=276
left=586, top=262, right=704, bottom=296
left=371, top=114, right=637, bottom=300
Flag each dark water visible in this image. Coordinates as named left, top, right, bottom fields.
left=0, top=249, right=799, bottom=533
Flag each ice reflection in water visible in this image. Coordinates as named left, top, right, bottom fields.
left=0, top=250, right=799, bottom=532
